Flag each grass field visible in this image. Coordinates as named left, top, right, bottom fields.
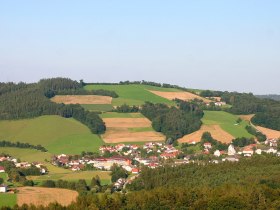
left=29, top=171, right=111, bottom=185
left=0, top=115, right=104, bottom=154
left=81, top=104, right=113, bottom=112
left=85, top=84, right=181, bottom=106
left=202, top=111, right=252, bottom=138
left=100, top=112, right=144, bottom=118
left=0, top=194, right=17, bottom=208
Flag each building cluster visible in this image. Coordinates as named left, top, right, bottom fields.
left=0, top=155, right=47, bottom=193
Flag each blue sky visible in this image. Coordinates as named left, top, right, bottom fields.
left=0, top=0, right=279, bottom=94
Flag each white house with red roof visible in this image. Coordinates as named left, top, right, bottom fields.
left=0, top=166, right=5, bottom=173
left=203, top=142, right=212, bottom=149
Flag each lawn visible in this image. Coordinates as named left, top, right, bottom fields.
left=0, top=115, right=104, bottom=154
left=202, top=111, right=252, bottom=138
left=29, top=171, right=111, bottom=186
left=84, top=84, right=181, bottom=106
left=0, top=194, right=17, bottom=208
left=81, top=104, right=113, bottom=112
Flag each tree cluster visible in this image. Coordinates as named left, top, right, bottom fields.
left=0, top=140, right=47, bottom=152
left=200, top=132, right=229, bottom=151
left=245, top=125, right=266, bottom=142
left=141, top=101, right=203, bottom=142
left=232, top=137, right=256, bottom=147
left=113, top=104, right=139, bottom=113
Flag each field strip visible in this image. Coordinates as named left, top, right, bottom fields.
left=178, top=124, right=234, bottom=144
left=149, top=90, right=211, bottom=103
left=255, top=126, right=280, bottom=139
left=51, top=95, right=112, bottom=104
left=103, top=118, right=151, bottom=128
left=17, top=187, right=78, bottom=207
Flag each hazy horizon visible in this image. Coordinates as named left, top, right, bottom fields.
left=1, top=1, right=279, bottom=94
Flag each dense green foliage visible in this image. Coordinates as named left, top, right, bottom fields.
left=0, top=140, right=47, bottom=152
left=232, top=137, right=256, bottom=147
left=110, top=165, right=128, bottom=182
left=0, top=78, right=105, bottom=134
left=257, top=94, right=280, bottom=101
left=245, top=125, right=267, bottom=142
left=141, top=101, right=203, bottom=141
left=113, top=104, right=140, bottom=113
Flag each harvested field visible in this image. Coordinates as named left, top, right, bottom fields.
left=51, top=95, right=112, bottom=104
left=178, top=125, right=234, bottom=144
left=17, top=187, right=78, bottom=207
left=239, top=114, right=255, bottom=122
left=103, top=118, right=152, bottom=128
left=256, top=126, right=280, bottom=139
left=103, top=128, right=165, bottom=143
left=149, top=90, right=211, bottom=103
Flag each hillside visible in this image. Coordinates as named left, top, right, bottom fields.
left=0, top=115, right=103, bottom=155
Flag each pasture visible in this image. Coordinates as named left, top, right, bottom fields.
left=84, top=84, right=180, bottom=106
left=202, top=111, right=252, bottom=138
left=0, top=115, right=104, bottom=155
left=0, top=194, right=17, bottom=208
left=81, top=104, right=113, bottom=112
left=17, top=187, right=78, bottom=207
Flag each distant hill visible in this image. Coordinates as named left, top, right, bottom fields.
left=256, top=94, right=280, bottom=101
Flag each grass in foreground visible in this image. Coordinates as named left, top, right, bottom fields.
left=0, top=115, right=104, bottom=154
left=85, top=84, right=180, bottom=106
left=0, top=194, right=17, bottom=208
left=202, top=111, right=253, bottom=138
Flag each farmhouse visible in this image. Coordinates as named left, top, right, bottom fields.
left=0, top=185, right=7, bottom=193
left=228, top=145, right=236, bottom=156
left=243, top=148, right=254, bottom=157
left=203, top=142, right=212, bottom=149
left=0, top=166, right=5, bottom=173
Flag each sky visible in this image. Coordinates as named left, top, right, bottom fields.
left=0, top=1, right=279, bottom=94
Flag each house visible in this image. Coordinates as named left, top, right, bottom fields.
left=265, top=148, right=277, bottom=154
left=255, top=149, right=262, bottom=155
left=0, top=185, right=7, bottom=193
left=214, top=150, right=221, bottom=157
left=222, top=157, right=239, bottom=162
left=0, top=166, right=5, bottom=173
left=203, top=143, right=212, bottom=149
left=0, top=157, right=8, bottom=162
left=131, top=168, right=140, bottom=174
left=243, top=147, right=254, bottom=157
left=228, top=145, right=236, bottom=156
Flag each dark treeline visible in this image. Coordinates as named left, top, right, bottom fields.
left=5, top=156, right=280, bottom=210
left=245, top=125, right=266, bottom=142
left=0, top=78, right=105, bottom=134
left=46, top=89, right=119, bottom=98
left=86, top=80, right=191, bottom=92
left=113, top=104, right=140, bottom=113
left=257, top=94, right=280, bottom=101
left=200, top=89, right=224, bottom=97
left=141, top=100, right=203, bottom=142
left=0, top=140, right=47, bottom=152
left=232, top=137, right=256, bottom=147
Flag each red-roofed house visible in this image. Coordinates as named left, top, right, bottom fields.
left=203, top=143, right=212, bottom=149
left=131, top=168, right=140, bottom=174
left=0, top=166, right=5, bottom=173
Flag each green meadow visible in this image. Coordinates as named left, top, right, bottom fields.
left=84, top=84, right=181, bottom=106
left=0, top=115, right=104, bottom=155
left=0, top=194, right=17, bottom=208
left=100, top=112, right=145, bottom=118
left=202, top=111, right=253, bottom=138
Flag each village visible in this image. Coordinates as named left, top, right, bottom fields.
left=50, top=137, right=280, bottom=190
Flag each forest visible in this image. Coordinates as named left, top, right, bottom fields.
left=141, top=100, right=203, bottom=142
left=0, top=78, right=105, bottom=134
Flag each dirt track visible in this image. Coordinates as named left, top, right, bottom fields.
left=51, top=95, right=112, bottom=104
